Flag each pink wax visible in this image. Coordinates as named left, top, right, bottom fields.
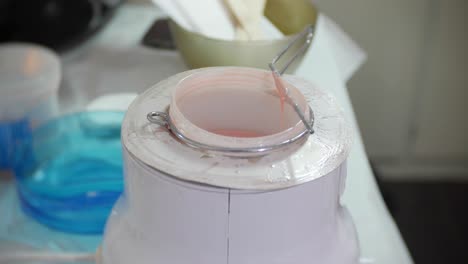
left=207, top=73, right=289, bottom=137
left=271, top=72, right=288, bottom=112
left=210, top=129, right=267, bottom=138
left=271, top=72, right=288, bottom=129
left=171, top=68, right=308, bottom=142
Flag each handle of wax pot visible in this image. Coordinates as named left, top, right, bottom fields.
left=146, top=107, right=314, bottom=154
left=147, top=106, right=315, bottom=136
left=289, top=93, right=314, bottom=134
left=268, top=24, right=315, bottom=134
left=147, top=111, right=169, bottom=127
left=268, top=24, right=314, bottom=76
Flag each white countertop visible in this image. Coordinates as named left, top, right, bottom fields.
left=0, top=3, right=413, bottom=263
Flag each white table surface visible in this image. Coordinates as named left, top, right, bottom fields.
left=0, top=3, right=413, bottom=264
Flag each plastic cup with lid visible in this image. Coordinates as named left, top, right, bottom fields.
left=0, top=43, right=61, bottom=170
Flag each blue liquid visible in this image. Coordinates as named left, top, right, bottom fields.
left=0, top=117, right=31, bottom=169
left=13, top=112, right=124, bottom=234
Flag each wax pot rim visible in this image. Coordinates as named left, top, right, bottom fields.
left=147, top=107, right=314, bottom=155
left=146, top=67, right=314, bottom=155
left=123, top=67, right=353, bottom=190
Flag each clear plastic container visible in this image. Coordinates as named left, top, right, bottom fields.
left=0, top=43, right=61, bottom=170
left=12, top=111, right=125, bottom=234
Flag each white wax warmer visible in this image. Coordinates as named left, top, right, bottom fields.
left=101, top=67, right=358, bottom=264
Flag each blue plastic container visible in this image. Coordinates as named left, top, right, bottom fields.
left=13, top=111, right=125, bottom=234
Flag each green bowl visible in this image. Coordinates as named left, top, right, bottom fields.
left=170, top=0, right=318, bottom=73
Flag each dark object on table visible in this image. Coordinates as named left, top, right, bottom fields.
left=0, top=0, right=123, bottom=52
left=381, top=181, right=468, bottom=264
left=141, top=18, right=176, bottom=50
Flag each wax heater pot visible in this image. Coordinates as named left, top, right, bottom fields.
left=100, top=63, right=358, bottom=263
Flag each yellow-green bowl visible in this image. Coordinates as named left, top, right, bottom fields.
left=170, top=0, right=318, bottom=73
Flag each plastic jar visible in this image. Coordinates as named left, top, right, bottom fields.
left=0, top=43, right=61, bottom=169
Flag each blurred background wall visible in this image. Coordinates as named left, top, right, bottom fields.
left=314, top=0, right=468, bottom=181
